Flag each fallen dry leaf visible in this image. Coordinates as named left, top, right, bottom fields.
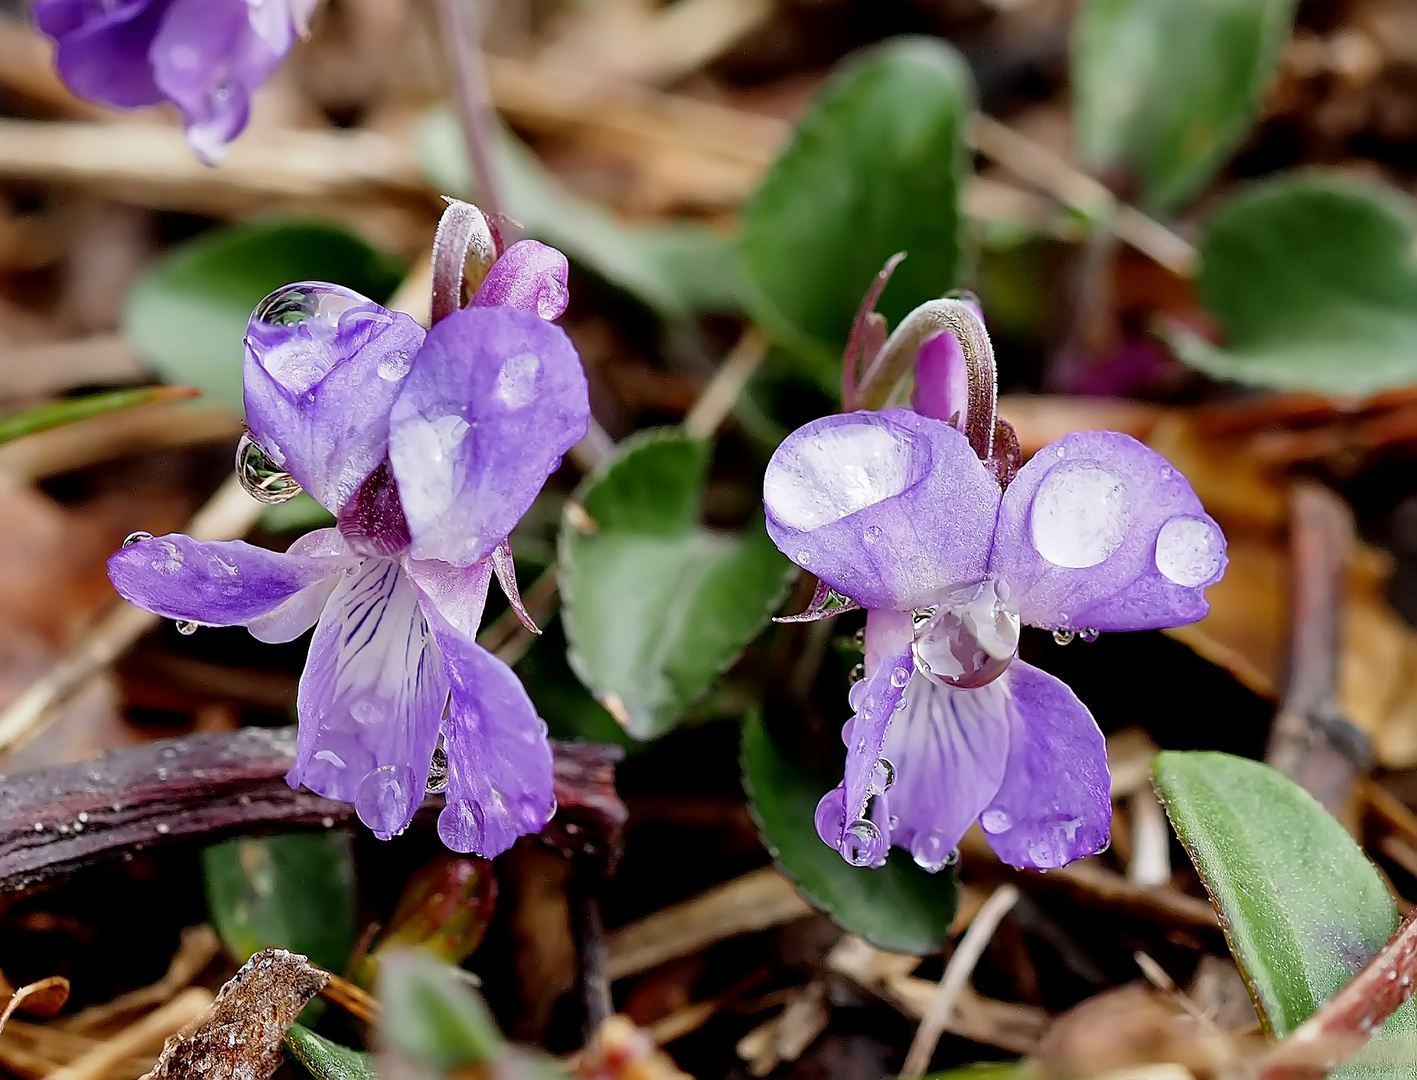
left=140, top=948, right=328, bottom=1080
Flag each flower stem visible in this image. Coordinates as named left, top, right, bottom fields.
left=430, top=198, right=498, bottom=325
left=436, top=0, right=503, bottom=217
left=856, top=298, right=998, bottom=461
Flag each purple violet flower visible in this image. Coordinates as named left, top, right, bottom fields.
left=34, top=0, right=318, bottom=164
left=763, top=306, right=1226, bottom=873
left=107, top=237, right=589, bottom=856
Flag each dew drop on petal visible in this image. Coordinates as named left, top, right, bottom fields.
left=1029, top=461, right=1130, bottom=569
left=355, top=764, right=416, bottom=838
left=764, top=422, right=915, bottom=530
left=842, top=818, right=886, bottom=867
left=795, top=550, right=811, bottom=565
left=848, top=663, right=865, bottom=686
left=872, top=757, right=896, bottom=793
left=253, top=281, right=370, bottom=332
left=890, top=667, right=911, bottom=688
left=864, top=525, right=882, bottom=543
left=1079, top=627, right=1100, bottom=643
left=911, top=831, right=950, bottom=872
left=425, top=739, right=449, bottom=794
left=236, top=432, right=303, bottom=504
left=847, top=680, right=868, bottom=712
left=1155, top=516, right=1224, bottom=587
left=851, top=626, right=867, bottom=650
left=981, top=808, right=1012, bottom=834
left=174, top=620, right=198, bottom=636
left=814, top=787, right=848, bottom=847
left=1052, top=629, right=1075, bottom=646
left=122, top=531, right=152, bottom=548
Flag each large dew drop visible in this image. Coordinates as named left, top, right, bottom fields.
left=1029, top=461, right=1130, bottom=569
left=355, top=764, right=416, bottom=838
left=236, top=432, right=302, bottom=504
left=1154, top=516, right=1223, bottom=587
left=765, top=420, right=915, bottom=531
left=249, top=282, right=388, bottom=394
left=911, top=579, right=1019, bottom=688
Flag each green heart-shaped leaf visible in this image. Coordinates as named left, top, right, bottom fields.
left=417, top=113, right=743, bottom=320
left=1153, top=751, right=1417, bottom=1071
left=123, top=219, right=404, bottom=415
left=1171, top=173, right=1417, bottom=397
left=377, top=950, right=504, bottom=1069
left=740, top=36, right=973, bottom=386
left=1072, top=0, right=1296, bottom=214
left=742, top=714, right=958, bottom=955
left=203, top=832, right=356, bottom=974
left=285, top=1024, right=377, bottom=1080
left=559, top=430, right=794, bottom=741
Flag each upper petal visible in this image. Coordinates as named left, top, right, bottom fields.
left=150, top=0, right=295, bottom=162
left=988, top=430, right=1226, bottom=631
left=911, top=330, right=969, bottom=426
left=107, top=532, right=354, bottom=625
left=471, top=240, right=570, bottom=321
left=35, top=0, right=166, bottom=108
left=416, top=595, right=555, bottom=858
left=979, top=661, right=1110, bottom=870
left=877, top=671, right=1011, bottom=870
left=288, top=558, right=449, bottom=839
left=244, top=283, right=427, bottom=515
left=762, top=410, right=1000, bottom=611
left=389, top=305, right=589, bottom=566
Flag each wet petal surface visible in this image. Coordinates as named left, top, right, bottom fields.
left=471, top=240, right=570, bottom=320
left=763, top=410, right=1000, bottom=611
left=288, top=558, right=449, bottom=839
left=389, top=305, right=589, bottom=566
left=35, top=0, right=166, bottom=108
left=979, top=661, right=1110, bottom=869
left=107, top=532, right=354, bottom=626
left=989, top=430, right=1226, bottom=631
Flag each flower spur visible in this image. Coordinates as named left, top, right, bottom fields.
left=763, top=293, right=1226, bottom=871
left=108, top=205, right=589, bottom=856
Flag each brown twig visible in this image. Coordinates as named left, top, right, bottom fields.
left=1266, top=482, right=1371, bottom=822
left=0, top=729, right=626, bottom=892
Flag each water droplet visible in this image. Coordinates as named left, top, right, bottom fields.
left=426, top=739, right=449, bottom=794
left=236, top=432, right=302, bottom=504
left=848, top=663, right=865, bottom=686
left=911, top=606, right=937, bottom=632
left=1030, top=461, right=1130, bottom=568
left=872, top=757, right=896, bottom=793
left=355, top=764, right=416, bottom=838
left=981, top=808, right=1012, bottom=833
left=1053, top=629, right=1075, bottom=646
left=122, top=530, right=152, bottom=547
left=911, top=580, right=1018, bottom=688
left=842, top=818, right=886, bottom=867
left=32, top=822, right=42, bottom=832
left=1079, top=627, right=1100, bottom=643
left=864, top=525, right=882, bottom=543
left=911, top=831, right=951, bottom=872
left=1155, top=515, right=1224, bottom=587
left=795, top=549, right=811, bottom=565
left=764, top=422, right=914, bottom=530
left=175, top=620, right=199, bottom=636
left=889, top=666, right=911, bottom=689
left=155, top=822, right=170, bottom=834
left=77, top=812, right=89, bottom=824
left=851, top=626, right=867, bottom=650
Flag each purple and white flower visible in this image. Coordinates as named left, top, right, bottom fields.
left=763, top=314, right=1226, bottom=872
left=34, top=0, right=318, bottom=163
left=108, top=237, right=589, bottom=856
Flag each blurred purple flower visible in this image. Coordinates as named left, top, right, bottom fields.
left=109, top=240, right=589, bottom=856
left=34, top=0, right=319, bottom=163
left=763, top=321, right=1226, bottom=873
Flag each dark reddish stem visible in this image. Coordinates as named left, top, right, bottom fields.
left=0, top=729, right=626, bottom=893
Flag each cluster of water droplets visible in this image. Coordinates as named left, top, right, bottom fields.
left=1052, top=627, right=1100, bottom=646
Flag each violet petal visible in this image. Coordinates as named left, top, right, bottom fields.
left=763, top=410, right=999, bottom=611
left=244, top=283, right=427, bottom=515
left=911, top=330, right=969, bottom=428
left=471, top=240, right=570, bottom=321
left=402, top=557, right=492, bottom=641
left=389, top=305, right=589, bottom=567
left=247, top=528, right=353, bottom=643
left=979, top=660, right=1110, bottom=869
left=419, top=600, right=555, bottom=858
left=35, top=0, right=166, bottom=108
left=877, top=672, right=1011, bottom=870
left=287, top=558, right=448, bottom=839
left=107, top=532, right=354, bottom=626
left=838, top=638, right=914, bottom=833
left=490, top=539, right=540, bottom=634
left=989, top=430, right=1226, bottom=631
